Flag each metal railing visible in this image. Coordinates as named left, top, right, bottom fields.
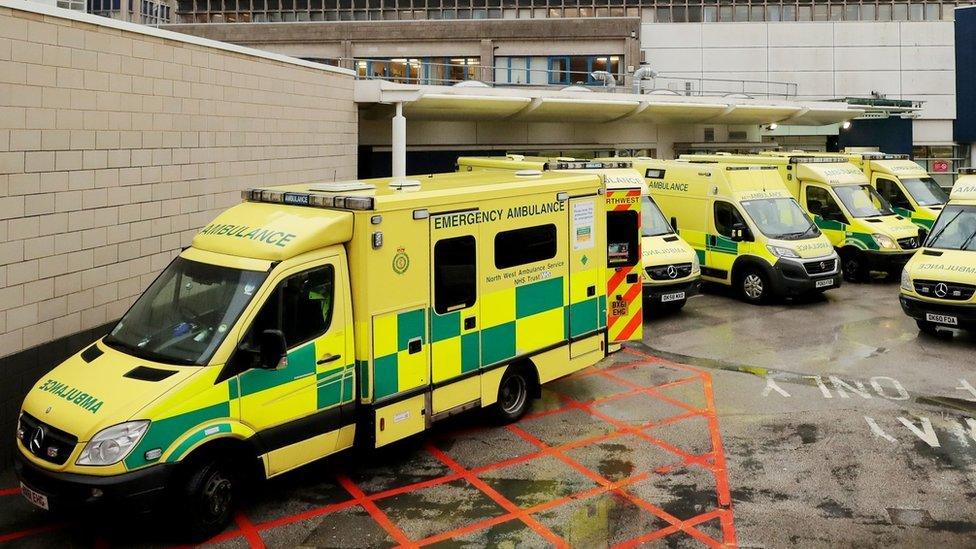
left=319, top=57, right=799, bottom=98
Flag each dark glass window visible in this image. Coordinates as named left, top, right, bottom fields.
left=434, top=235, right=477, bottom=313
left=248, top=265, right=335, bottom=349
left=713, top=201, right=747, bottom=238
left=876, top=178, right=911, bottom=210
left=607, top=210, right=639, bottom=267
left=805, top=186, right=847, bottom=225
left=495, top=224, right=558, bottom=269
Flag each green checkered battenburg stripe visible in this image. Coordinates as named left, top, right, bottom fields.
left=371, top=276, right=604, bottom=400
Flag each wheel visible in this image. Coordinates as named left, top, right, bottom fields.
left=738, top=268, right=770, bottom=304
left=493, top=367, right=532, bottom=423
left=916, top=319, right=952, bottom=338
left=841, top=250, right=869, bottom=283
left=175, top=458, right=237, bottom=541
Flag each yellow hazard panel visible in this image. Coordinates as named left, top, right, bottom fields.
left=605, top=189, right=643, bottom=343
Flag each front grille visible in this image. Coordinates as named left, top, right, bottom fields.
left=646, top=263, right=693, bottom=281
left=17, top=413, right=77, bottom=465
left=898, top=236, right=921, bottom=250
left=913, top=279, right=976, bottom=301
left=804, top=258, right=837, bottom=276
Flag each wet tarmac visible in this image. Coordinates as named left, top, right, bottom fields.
left=1, top=281, right=975, bottom=547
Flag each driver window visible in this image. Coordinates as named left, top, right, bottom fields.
left=714, top=201, right=746, bottom=238
left=806, top=186, right=846, bottom=225
left=877, top=178, right=910, bottom=209
left=245, top=265, right=335, bottom=349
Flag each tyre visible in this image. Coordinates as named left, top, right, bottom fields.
left=841, top=250, right=868, bottom=283
left=492, top=367, right=532, bottom=423
left=738, top=267, right=770, bottom=304
left=916, top=319, right=952, bottom=338
left=175, top=458, right=237, bottom=541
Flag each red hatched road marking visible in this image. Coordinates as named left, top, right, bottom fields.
left=336, top=475, right=415, bottom=548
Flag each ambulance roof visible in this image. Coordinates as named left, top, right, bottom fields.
left=633, top=158, right=793, bottom=201
left=680, top=153, right=868, bottom=186
left=196, top=171, right=604, bottom=262
left=862, top=158, right=929, bottom=178
left=457, top=155, right=633, bottom=172
left=245, top=170, right=602, bottom=212
left=950, top=169, right=976, bottom=204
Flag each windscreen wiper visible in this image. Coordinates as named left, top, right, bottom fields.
left=926, top=210, right=963, bottom=247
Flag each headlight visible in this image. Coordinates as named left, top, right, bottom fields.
left=690, top=253, right=700, bottom=273
left=900, top=267, right=912, bottom=291
left=766, top=245, right=800, bottom=259
left=77, top=420, right=149, bottom=466
left=872, top=234, right=897, bottom=250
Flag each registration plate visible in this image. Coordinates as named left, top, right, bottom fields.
left=20, top=483, right=49, bottom=510
left=926, top=313, right=958, bottom=326
left=611, top=300, right=628, bottom=317
left=815, top=278, right=834, bottom=289
left=661, top=291, right=685, bottom=303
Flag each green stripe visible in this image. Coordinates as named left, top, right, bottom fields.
left=373, top=354, right=398, bottom=399
left=357, top=359, right=369, bottom=399
left=431, top=310, right=460, bottom=342
left=815, top=217, right=847, bottom=232
left=516, top=276, right=564, bottom=318
left=126, top=401, right=231, bottom=469
left=239, top=341, right=316, bottom=396
left=167, top=423, right=231, bottom=463
left=847, top=232, right=878, bottom=250
left=397, top=309, right=426, bottom=351
left=482, top=322, right=516, bottom=365
left=568, top=298, right=599, bottom=337
left=461, top=332, right=480, bottom=373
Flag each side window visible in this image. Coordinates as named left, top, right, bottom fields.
left=434, top=236, right=477, bottom=314
left=713, top=201, right=745, bottom=238
left=247, top=265, right=335, bottom=349
left=606, top=210, right=639, bottom=267
left=494, top=224, right=557, bottom=269
left=806, top=186, right=846, bottom=225
left=877, top=178, right=911, bottom=209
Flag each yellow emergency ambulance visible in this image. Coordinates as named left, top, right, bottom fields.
left=764, top=151, right=949, bottom=232
left=625, top=158, right=841, bottom=303
left=15, top=169, right=644, bottom=538
left=458, top=155, right=702, bottom=312
left=900, top=167, right=976, bottom=336
left=682, top=153, right=922, bottom=282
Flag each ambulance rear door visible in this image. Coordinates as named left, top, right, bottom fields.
left=604, top=188, right=643, bottom=343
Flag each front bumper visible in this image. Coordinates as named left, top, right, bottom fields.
left=899, top=295, right=976, bottom=329
left=864, top=250, right=916, bottom=273
left=771, top=257, right=843, bottom=297
left=14, top=450, right=174, bottom=512
left=643, top=278, right=701, bottom=304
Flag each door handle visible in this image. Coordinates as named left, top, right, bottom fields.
left=464, top=316, right=477, bottom=330
left=317, top=354, right=341, bottom=365
left=586, top=285, right=596, bottom=297
left=408, top=337, right=423, bottom=354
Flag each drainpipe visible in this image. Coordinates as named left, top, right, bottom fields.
left=591, top=71, right=616, bottom=90
left=632, top=66, right=657, bottom=95
left=392, top=102, right=406, bottom=179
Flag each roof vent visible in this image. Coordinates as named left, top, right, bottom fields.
left=453, top=80, right=490, bottom=88
left=309, top=182, right=376, bottom=192
left=561, top=85, right=592, bottom=93
left=390, top=178, right=422, bottom=190
left=515, top=170, right=543, bottom=177
left=506, top=154, right=525, bottom=161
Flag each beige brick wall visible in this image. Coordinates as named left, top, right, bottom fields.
left=0, top=3, right=358, bottom=358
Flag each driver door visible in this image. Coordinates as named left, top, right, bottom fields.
left=236, top=257, right=352, bottom=475
left=804, top=185, right=848, bottom=248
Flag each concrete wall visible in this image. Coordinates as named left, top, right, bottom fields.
left=641, top=21, right=956, bottom=144
left=0, top=0, right=357, bottom=458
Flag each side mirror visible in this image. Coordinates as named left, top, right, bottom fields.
left=730, top=222, right=748, bottom=242
left=258, top=329, right=288, bottom=370
left=670, top=216, right=679, bottom=232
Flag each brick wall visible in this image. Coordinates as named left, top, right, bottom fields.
left=0, top=0, right=357, bottom=458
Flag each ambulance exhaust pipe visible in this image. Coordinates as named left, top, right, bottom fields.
left=632, top=66, right=657, bottom=95
left=591, top=71, right=616, bottom=90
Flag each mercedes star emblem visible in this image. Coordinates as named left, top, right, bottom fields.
left=935, top=283, right=949, bottom=298
left=667, top=265, right=678, bottom=279
left=29, top=426, right=45, bottom=455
